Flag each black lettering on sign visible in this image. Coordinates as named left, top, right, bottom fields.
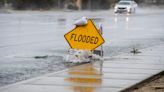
left=74, top=34, right=77, bottom=41
left=70, top=34, right=76, bottom=40
left=90, top=37, right=94, bottom=44
left=82, top=35, right=86, bottom=42
left=86, top=36, right=90, bottom=43
left=70, top=33, right=99, bottom=44
left=78, top=35, right=82, bottom=42
left=94, top=37, right=98, bottom=44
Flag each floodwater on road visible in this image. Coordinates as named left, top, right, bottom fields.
left=0, top=8, right=164, bottom=87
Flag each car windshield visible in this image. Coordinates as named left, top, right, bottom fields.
left=118, top=2, right=131, bottom=5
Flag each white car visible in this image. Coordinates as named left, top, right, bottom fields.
left=114, top=0, right=138, bottom=13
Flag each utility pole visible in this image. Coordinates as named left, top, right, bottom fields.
left=58, top=0, right=60, bottom=8
left=76, top=0, right=82, bottom=10
left=99, top=23, right=103, bottom=74
left=88, top=0, right=91, bottom=10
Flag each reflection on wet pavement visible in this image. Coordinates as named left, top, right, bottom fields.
left=91, top=18, right=104, bottom=23
left=65, top=63, right=102, bottom=92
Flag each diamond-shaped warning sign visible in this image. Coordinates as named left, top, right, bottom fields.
left=64, top=19, right=105, bottom=50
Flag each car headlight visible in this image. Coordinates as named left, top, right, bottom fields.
left=126, top=7, right=131, bottom=11
left=126, top=7, right=130, bottom=9
left=114, top=6, right=118, bottom=9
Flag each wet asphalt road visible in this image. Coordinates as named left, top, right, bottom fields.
left=0, top=8, right=164, bottom=87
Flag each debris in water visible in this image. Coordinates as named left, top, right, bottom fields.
left=130, top=48, right=141, bottom=54
left=34, top=55, right=48, bottom=59
left=63, top=49, right=103, bottom=63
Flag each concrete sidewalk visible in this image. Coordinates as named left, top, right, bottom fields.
left=0, top=44, right=164, bottom=92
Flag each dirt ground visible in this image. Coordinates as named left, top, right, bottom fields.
left=131, top=74, right=164, bottom=92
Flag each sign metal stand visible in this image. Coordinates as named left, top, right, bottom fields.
left=99, top=23, right=103, bottom=74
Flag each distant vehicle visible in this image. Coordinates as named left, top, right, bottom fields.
left=114, top=0, right=138, bottom=13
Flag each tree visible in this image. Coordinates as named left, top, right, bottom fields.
left=10, top=0, right=57, bottom=10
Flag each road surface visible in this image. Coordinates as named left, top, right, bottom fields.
left=0, top=8, right=164, bottom=87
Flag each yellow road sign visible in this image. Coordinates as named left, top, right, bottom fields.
left=64, top=19, right=105, bottom=50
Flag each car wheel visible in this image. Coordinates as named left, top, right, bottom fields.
left=133, top=8, right=136, bottom=13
